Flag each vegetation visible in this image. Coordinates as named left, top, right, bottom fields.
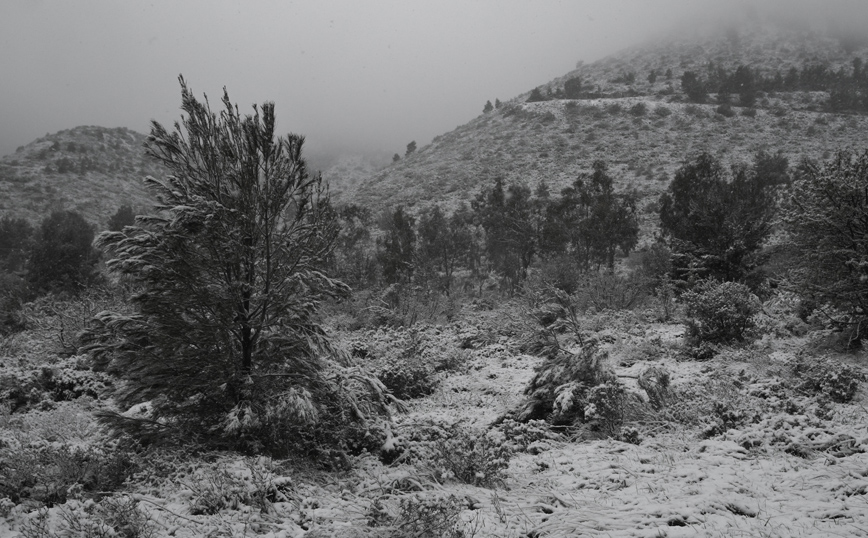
left=683, top=279, right=759, bottom=347
left=6, top=27, right=868, bottom=538
left=659, top=152, right=778, bottom=284
left=83, top=78, right=387, bottom=455
left=27, top=210, right=99, bottom=294
left=106, top=204, right=135, bottom=232
left=782, top=149, right=868, bottom=343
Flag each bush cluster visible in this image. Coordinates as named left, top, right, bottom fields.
left=0, top=444, right=137, bottom=507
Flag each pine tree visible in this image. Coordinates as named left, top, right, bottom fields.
left=659, top=153, right=776, bottom=283
left=28, top=210, right=98, bottom=293
left=782, top=149, right=868, bottom=342
left=107, top=204, right=136, bottom=232
left=377, top=206, right=416, bottom=284
left=84, top=78, right=389, bottom=453
left=0, top=216, right=33, bottom=273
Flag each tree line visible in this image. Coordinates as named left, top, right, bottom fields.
left=328, top=160, right=639, bottom=295
left=681, top=58, right=868, bottom=112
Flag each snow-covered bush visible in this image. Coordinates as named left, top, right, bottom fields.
left=0, top=444, right=137, bottom=508
left=18, top=496, right=157, bottom=538
left=517, top=343, right=617, bottom=426
left=493, top=418, right=558, bottom=453
left=185, top=459, right=293, bottom=516
left=793, top=359, right=863, bottom=403
left=378, top=359, right=437, bottom=400
left=367, top=492, right=467, bottom=538
left=398, top=420, right=512, bottom=487
left=683, top=279, right=759, bottom=347
left=584, top=380, right=627, bottom=435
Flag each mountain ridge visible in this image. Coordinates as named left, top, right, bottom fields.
left=347, top=20, right=868, bottom=227
left=0, top=126, right=161, bottom=227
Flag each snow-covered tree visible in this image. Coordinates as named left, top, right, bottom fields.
left=783, top=149, right=868, bottom=343
left=87, top=77, right=390, bottom=453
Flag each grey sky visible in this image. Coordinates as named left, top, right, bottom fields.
left=0, top=0, right=864, bottom=159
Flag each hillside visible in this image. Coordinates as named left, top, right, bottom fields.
left=0, top=126, right=160, bottom=227
left=352, top=21, right=868, bottom=231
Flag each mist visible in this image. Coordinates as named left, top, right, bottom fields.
left=1, top=0, right=867, bottom=161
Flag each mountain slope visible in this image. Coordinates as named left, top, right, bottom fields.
left=0, top=126, right=161, bottom=227
left=351, top=21, right=868, bottom=230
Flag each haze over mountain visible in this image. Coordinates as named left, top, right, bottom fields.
left=2, top=2, right=868, bottom=230
left=343, top=15, right=868, bottom=230
left=3, top=0, right=867, bottom=164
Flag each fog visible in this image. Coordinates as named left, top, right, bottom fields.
left=1, top=0, right=866, bottom=161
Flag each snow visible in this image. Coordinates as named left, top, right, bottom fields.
left=3, top=310, right=868, bottom=537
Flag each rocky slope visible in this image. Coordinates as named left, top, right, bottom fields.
left=0, top=126, right=160, bottom=227
left=350, top=21, right=868, bottom=231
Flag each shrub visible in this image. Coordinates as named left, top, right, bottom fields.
left=630, top=102, right=647, bottom=116
left=0, top=444, right=137, bottom=507
left=397, top=420, right=512, bottom=487
left=517, top=343, right=618, bottom=426
left=683, top=279, right=759, bottom=346
left=715, top=103, right=736, bottom=117
left=393, top=494, right=466, bottom=538
left=378, top=360, right=437, bottom=400
left=368, top=493, right=467, bottom=538
left=793, top=359, right=863, bottom=403
left=184, top=458, right=293, bottom=516
left=584, top=380, right=627, bottom=435
left=493, top=418, right=558, bottom=453
left=654, top=106, right=672, bottom=117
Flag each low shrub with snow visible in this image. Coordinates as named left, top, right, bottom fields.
left=0, top=443, right=137, bottom=508
left=683, top=279, right=759, bottom=348
left=793, top=358, right=863, bottom=403
left=368, top=492, right=468, bottom=538
left=517, top=343, right=621, bottom=428
left=395, top=419, right=512, bottom=487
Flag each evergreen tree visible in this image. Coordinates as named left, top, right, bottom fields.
left=681, top=71, right=706, bottom=103
left=378, top=206, right=416, bottom=284
left=405, top=140, right=417, bottom=157
left=782, top=149, right=868, bottom=343
left=659, top=153, right=776, bottom=283
left=28, top=210, right=98, bottom=293
left=83, top=78, right=382, bottom=453
left=483, top=100, right=494, bottom=113
left=107, top=204, right=136, bottom=232
left=0, top=216, right=33, bottom=273
left=331, top=204, right=377, bottom=288
left=544, top=161, right=638, bottom=271
left=527, top=88, right=547, bottom=103
left=473, top=178, right=536, bottom=292
left=417, top=205, right=471, bottom=293
left=564, top=77, right=583, bottom=99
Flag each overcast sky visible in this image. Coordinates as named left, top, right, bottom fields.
left=0, top=0, right=864, bottom=159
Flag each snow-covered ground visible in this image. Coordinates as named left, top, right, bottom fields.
left=2, top=303, right=867, bottom=537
